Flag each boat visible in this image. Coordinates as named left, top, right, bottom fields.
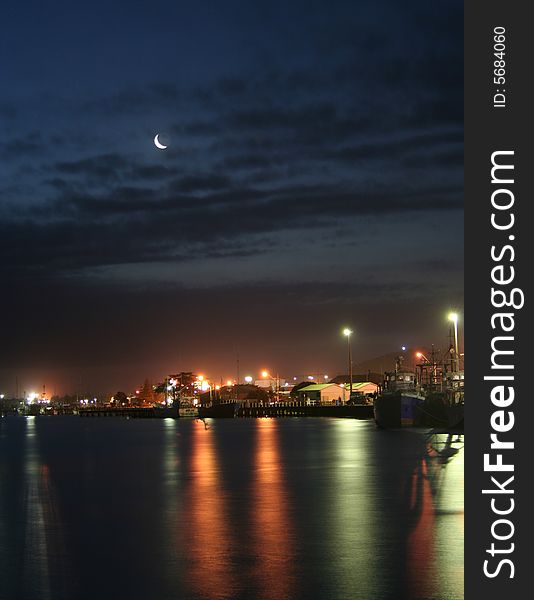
left=152, top=405, right=180, bottom=418
left=374, top=345, right=464, bottom=430
left=198, top=401, right=239, bottom=418
left=374, top=360, right=425, bottom=428
left=179, top=405, right=199, bottom=418
left=177, top=397, right=199, bottom=418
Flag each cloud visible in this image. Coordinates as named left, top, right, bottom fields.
left=1, top=0, right=463, bottom=291
left=167, top=174, right=232, bottom=193
left=55, top=154, right=129, bottom=183
left=1, top=131, right=45, bottom=159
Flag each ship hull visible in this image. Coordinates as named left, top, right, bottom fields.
left=418, top=393, right=464, bottom=430
left=374, top=391, right=464, bottom=430
left=179, top=406, right=199, bottom=418
left=374, top=391, right=425, bottom=428
left=198, top=402, right=238, bottom=418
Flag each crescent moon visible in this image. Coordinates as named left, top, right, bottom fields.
left=154, top=134, right=167, bottom=150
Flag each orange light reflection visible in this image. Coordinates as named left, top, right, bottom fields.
left=184, top=420, right=237, bottom=599
left=407, top=458, right=437, bottom=599
left=252, top=419, right=295, bottom=600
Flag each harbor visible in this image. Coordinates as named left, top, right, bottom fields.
left=2, top=317, right=463, bottom=433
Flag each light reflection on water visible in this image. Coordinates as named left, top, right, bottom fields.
left=251, top=418, right=296, bottom=600
left=0, top=416, right=73, bottom=600
left=0, top=417, right=463, bottom=600
left=182, top=419, right=238, bottom=599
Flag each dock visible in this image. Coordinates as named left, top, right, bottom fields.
left=77, top=403, right=373, bottom=419
left=79, top=407, right=178, bottom=418
left=236, top=402, right=373, bottom=418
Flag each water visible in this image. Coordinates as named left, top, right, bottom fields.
left=0, top=417, right=463, bottom=600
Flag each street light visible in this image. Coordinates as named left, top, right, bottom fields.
left=343, top=328, right=353, bottom=403
left=448, top=312, right=459, bottom=372
left=262, top=369, right=280, bottom=399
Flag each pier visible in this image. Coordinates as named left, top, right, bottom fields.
left=236, top=402, right=373, bottom=419
left=77, top=403, right=373, bottom=419
left=79, top=407, right=178, bottom=418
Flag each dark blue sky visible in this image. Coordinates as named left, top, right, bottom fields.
left=0, top=0, right=463, bottom=395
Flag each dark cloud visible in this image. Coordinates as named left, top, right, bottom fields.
left=1, top=132, right=45, bottom=158
left=0, top=176, right=462, bottom=284
left=167, top=174, right=232, bottom=193
left=219, top=154, right=281, bottom=170
left=0, top=101, right=17, bottom=120
left=329, top=130, right=463, bottom=162
left=130, top=164, right=176, bottom=180
left=55, top=154, right=129, bottom=182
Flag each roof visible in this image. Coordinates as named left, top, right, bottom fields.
left=297, top=383, right=344, bottom=392
left=344, top=381, right=378, bottom=390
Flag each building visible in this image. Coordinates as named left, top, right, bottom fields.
left=346, top=381, right=379, bottom=395
left=297, top=383, right=346, bottom=404
left=297, top=381, right=379, bottom=404
left=345, top=381, right=379, bottom=403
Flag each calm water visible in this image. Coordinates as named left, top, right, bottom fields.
left=0, top=416, right=463, bottom=600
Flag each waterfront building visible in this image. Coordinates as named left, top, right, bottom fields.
left=297, top=383, right=347, bottom=404
left=298, top=381, right=379, bottom=404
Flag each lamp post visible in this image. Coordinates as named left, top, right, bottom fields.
left=343, top=328, right=353, bottom=403
left=448, top=312, right=459, bottom=372
left=415, top=351, right=430, bottom=363
left=261, top=369, right=279, bottom=401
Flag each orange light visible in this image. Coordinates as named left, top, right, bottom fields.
left=261, top=370, right=269, bottom=378
left=197, top=375, right=204, bottom=381
left=226, top=380, right=233, bottom=386
left=416, top=352, right=423, bottom=358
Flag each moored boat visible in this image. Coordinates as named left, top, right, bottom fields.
left=374, top=365, right=425, bottom=428
left=198, top=401, right=239, bottom=418
left=374, top=343, right=464, bottom=429
left=179, top=405, right=199, bottom=418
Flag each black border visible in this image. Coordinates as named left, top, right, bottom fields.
left=465, top=2, right=532, bottom=597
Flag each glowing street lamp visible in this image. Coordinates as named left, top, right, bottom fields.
left=448, top=312, right=460, bottom=372
left=415, top=351, right=430, bottom=362
left=244, top=376, right=253, bottom=383
left=342, top=328, right=353, bottom=403
left=261, top=369, right=280, bottom=399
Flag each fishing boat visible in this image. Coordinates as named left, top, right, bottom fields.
left=374, top=344, right=464, bottom=430
left=179, top=405, right=199, bottom=418
left=178, top=397, right=199, bottom=418
left=373, top=358, right=425, bottom=428
left=198, top=401, right=239, bottom=418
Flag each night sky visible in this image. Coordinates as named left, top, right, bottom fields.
left=1, top=0, right=463, bottom=396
